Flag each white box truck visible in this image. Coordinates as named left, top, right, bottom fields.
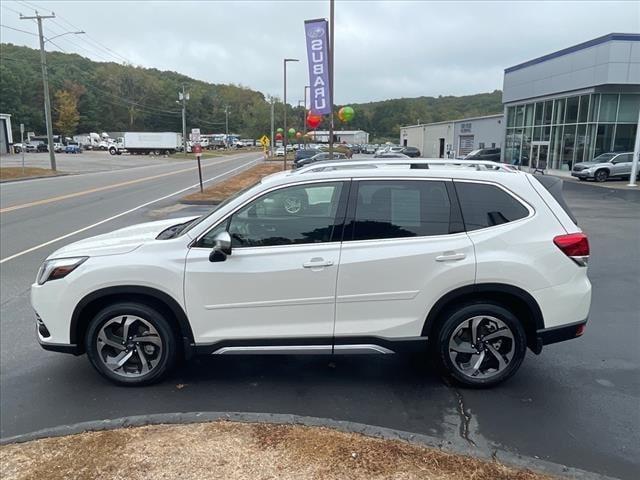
left=109, top=132, right=182, bottom=155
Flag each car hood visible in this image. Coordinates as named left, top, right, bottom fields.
left=574, top=162, right=609, bottom=169
left=47, top=216, right=199, bottom=259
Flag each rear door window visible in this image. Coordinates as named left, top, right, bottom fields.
left=348, top=180, right=453, bottom=240
left=455, top=182, right=529, bottom=231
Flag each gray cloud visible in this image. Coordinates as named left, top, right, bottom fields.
left=1, top=0, right=638, bottom=104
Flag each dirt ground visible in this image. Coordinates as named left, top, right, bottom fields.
left=0, top=167, right=56, bottom=180
left=182, top=162, right=286, bottom=203
left=0, top=422, right=555, bottom=480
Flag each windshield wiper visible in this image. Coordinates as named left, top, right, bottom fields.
left=156, top=219, right=198, bottom=240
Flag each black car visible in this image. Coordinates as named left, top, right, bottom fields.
left=295, top=152, right=347, bottom=168
left=36, top=143, right=49, bottom=153
left=464, top=148, right=501, bottom=161
left=294, top=147, right=320, bottom=163
left=401, top=146, right=421, bottom=157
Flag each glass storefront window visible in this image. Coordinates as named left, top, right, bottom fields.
left=588, top=94, right=600, bottom=122
left=617, top=94, right=640, bottom=122
left=565, top=96, right=579, bottom=123
left=585, top=124, right=597, bottom=162
left=507, top=107, right=516, bottom=128
left=543, top=100, right=553, bottom=125
left=542, top=126, right=551, bottom=142
left=613, top=123, right=637, bottom=152
left=515, top=105, right=525, bottom=127
left=561, top=125, right=576, bottom=170
left=522, top=127, right=532, bottom=167
left=554, top=98, right=565, bottom=124
left=505, top=128, right=522, bottom=165
left=534, top=102, right=543, bottom=125
left=525, top=104, right=534, bottom=126
left=550, top=125, right=563, bottom=169
left=575, top=124, right=588, bottom=164
left=578, top=95, right=589, bottom=123
left=598, top=94, right=618, bottom=122
left=595, top=124, right=615, bottom=156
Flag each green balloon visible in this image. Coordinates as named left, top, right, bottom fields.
left=276, top=128, right=284, bottom=133
left=288, top=128, right=296, bottom=137
left=339, top=106, right=355, bottom=122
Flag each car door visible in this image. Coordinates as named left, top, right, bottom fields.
left=184, top=180, right=349, bottom=344
left=612, top=153, right=633, bottom=177
left=334, top=179, right=475, bottom=340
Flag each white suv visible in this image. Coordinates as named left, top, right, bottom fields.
left=32, top=159, right=591, bottom=387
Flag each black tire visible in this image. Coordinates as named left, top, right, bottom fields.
left=85, top=302, right=177, bottom=386
left=594, top=169, right=609, bottom=182
left=434, top=303, right=527, bottom=388
left=578, top=177, right=586, bottom=181
left=109, top=148, right=116, bottom=156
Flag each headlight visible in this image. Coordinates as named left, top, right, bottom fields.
left=37, top=257, right=88, bottom=285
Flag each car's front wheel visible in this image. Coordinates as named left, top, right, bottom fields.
left=594, top=169, right=609, bottom=182
left=85, top=302, right=177, bottom=386
left=435, top=303, right=526, bottom=388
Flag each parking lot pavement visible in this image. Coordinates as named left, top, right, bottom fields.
left=0, top=150, right=190, bottom=174
left=0, top=175, right=638, bottom=479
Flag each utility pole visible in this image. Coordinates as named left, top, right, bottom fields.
left=328, top=0, right=335, bottom=159
left=270, top=99, right=275, bottom=158
left=179, top=85, right=189, bottom=157
left=303, top=86, right=310, bottom=149
left=283, top=58, right=299, bottom=170
left=21, top=11, right=57, bottom=171
left=224, top=106, right=230, bottom=147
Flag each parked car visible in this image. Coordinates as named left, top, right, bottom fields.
left=24, top=143, right=38, bottom=153
left=37, top=143, right=49, bottom=153
left=12, top=143, right=25, bottom=153
left=401, top=146, right=421, bottom=158
left=465, top=148, right=501, bottom=162
left=374, top=152, right=410, bottom=159
left=275, top=147, right=285, bottom=157
left=65, top=143, right=82, bottom=154
left=571, top=152, right=637, bottom=182
left=294, top=147, right=320, bottom=163
left=295, top=152, right=347, bottom=168
left=53, top=142, right=64, bottom=153
left=32, top=158, right=591, bottom=387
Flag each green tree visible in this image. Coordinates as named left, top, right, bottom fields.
left=54, top=90, right=80, bottom=137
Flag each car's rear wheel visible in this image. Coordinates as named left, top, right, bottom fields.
left=594, top=169, right=609, bottom=182
left=85, top=302, right=176, bottom=386
left=435, top=303, right=526, bottom=388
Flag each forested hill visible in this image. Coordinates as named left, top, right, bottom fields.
left=0, top=43, right=502, bottom=140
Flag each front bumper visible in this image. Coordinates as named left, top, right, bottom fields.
left=571, top=171, right=591, bottom=179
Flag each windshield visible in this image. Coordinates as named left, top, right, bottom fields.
left=179, top=180, right=262, bottom=236
left=589, top=153, right=616, bottom=163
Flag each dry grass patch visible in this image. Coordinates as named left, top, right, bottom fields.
left=0, top=422, right=556, bottom=480
left=182, top=162, right=286, bottom=203
left=0, top=167, right=56, bottom=180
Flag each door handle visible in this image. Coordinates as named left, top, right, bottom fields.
left=303, top=258, right=334, bottom=268
left=435, top=252, right=466, bottom=262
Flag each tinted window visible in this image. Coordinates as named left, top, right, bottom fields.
left=456, top=182, right=529, bottom=231
left=220, top=182, right=344, bottom=248
left=350, top=180, right=452, bottom=241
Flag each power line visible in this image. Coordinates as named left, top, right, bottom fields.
left=1, top=4, right=23, bottom=15
left=0, top=23, right=38, bottom=36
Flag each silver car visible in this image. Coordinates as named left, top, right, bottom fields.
left=571, top=152, right=637, bottom=182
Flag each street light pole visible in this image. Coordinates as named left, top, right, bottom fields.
left=283, top=58, right=299, bottom=170
left=627, top=108, right=639, bottom=187
left=21, top=11, right=57, bottom=171
left=224, top=106, right=230, bottom=146
left=270, top=99, right=275, bottom=158
left=303, top=85, right=310, bottom=149
left=179, top=85, right=189, bottom=157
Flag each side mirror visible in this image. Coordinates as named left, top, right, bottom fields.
left=209, top=231, right=232, bottom=262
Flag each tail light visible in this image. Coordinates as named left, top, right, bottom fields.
left=554, top=233, right=589, bottom=266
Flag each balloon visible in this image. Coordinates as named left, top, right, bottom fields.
left=276, top=128, right=284, bottom=134
left=306, top=113, right=322, bottom=129
left=338, top=106, right=355, bottom=122
left=288, top=128, right=296, bottom=137
left=275, top=132, right=283, bottom=140
left=296, top=132, right=303, bottom=139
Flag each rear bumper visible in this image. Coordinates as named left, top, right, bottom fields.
left=534, top=319, right=587, bottom=352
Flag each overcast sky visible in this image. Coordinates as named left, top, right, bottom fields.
left=1, top=1, right=638, bottom=104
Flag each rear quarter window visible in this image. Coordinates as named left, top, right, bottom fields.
left=455, top=182, right=529, bottom=231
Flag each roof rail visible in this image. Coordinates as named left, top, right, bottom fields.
left=293, top=158, right=517, bottom=174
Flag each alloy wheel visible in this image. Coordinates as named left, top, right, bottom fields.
left=448, top=315, right=515, bottom=379
left=96, top=315, right=163, bottom=378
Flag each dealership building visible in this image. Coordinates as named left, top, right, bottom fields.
left=400, top=33, right=640, bottom=169
left=503, top=32, right=639, bottom=171
left=308, top=130, right=370, bottom=145
left=400, top=114, right=503, bottom=158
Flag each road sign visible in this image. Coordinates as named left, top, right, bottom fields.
left=260, top=135, right=270, bottom=147
left=191, top=128, right=201, bottom=142
left=193, top=144, right=202, bottom=155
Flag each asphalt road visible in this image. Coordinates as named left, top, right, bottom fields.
left=1, top=166, right=638, bottom=479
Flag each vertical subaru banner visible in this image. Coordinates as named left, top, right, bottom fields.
left=304, top=18, right=332, bottom=115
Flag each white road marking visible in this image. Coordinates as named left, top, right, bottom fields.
left=0, top=158, right=260, bottom=264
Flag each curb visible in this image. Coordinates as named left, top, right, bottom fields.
left=0, top=411, right=617, bottom=480
left=179, top=198, right=222, bottom=206
left=0, top=173, right=70, bottom=183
